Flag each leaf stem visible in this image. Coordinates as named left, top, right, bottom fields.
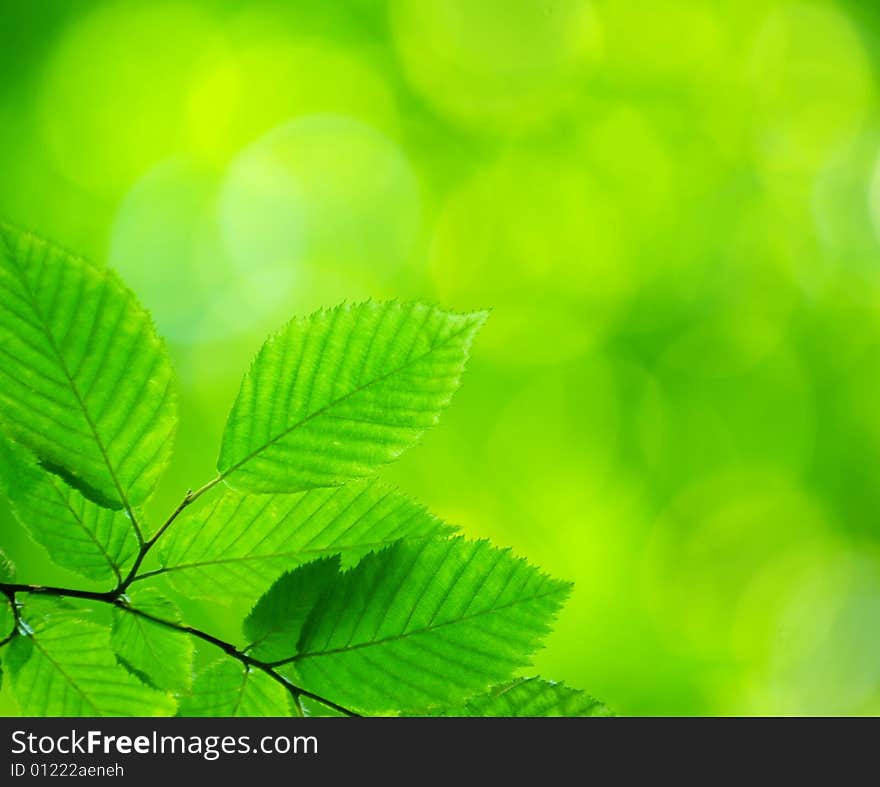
left=0, top=581, right=360, bottom=718
left=186, top=475, right=224, bottom=505
left=116, top=475, right=222, bottom=593
left=0, top=474, right=360, bottom=716
left=0, top=583, right=118, bottom=602
left=118, top=604, right=358, bottom=717
left=125, top=567, right=166, bottom=585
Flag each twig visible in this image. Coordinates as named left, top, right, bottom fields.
left=116, top=476, right=222, bottom=593
left=0, top=471, right=361, bottom=719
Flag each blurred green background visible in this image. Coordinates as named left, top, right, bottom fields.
left=2, top=0, right=880, bottom=716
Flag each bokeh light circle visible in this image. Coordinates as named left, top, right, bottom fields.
left=217, top=114, right=422, bottom=307
left=186, top=38, right=399, bottom=163
left=110, top=156, right=290, bottom=345
left=749, top=3, right=873, bottom=182
left=748, top=552, right=880, bottom=715
left=390, top=0, right=601, bottom=132
left=596, top=0, right=727, bottom=87
left=430, top=148, right=629, bottom=365
left=642, top=467, right=831, bottom=660
left=40, top=1, right=219, bottom=196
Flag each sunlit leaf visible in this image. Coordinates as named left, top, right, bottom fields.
left=112, top=588, right=193, bottom=692
left=299, top=696, right=347, bottom=717
left=178, top=659, right=289, bottom=717
left=426, top=677, right=613, bottom=717
left=0, top=547, right=14, bottom=583
left=279, top=537, right=570, bottom=714
left=0, top=435, right=138, bottom=583
left=243, top=557, right=340, bottom=662
left=218, top=301, right=486, bottom=493
left=0, top=595, right=14, bottom=641
left=0, top=223, right=176, bottom=511
left=158, top=479, right=450, bottom=602
left=6, top=601, right=175, bottom=716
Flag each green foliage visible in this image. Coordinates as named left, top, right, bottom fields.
left=0, top=226, right=607, bottom=718
left=428, top=678, right=612, bottom=717
left=111, top=589, right=193, bottom=693
left=159, top=479, right=449, bottom=603
left=5, top=600, right=176, bottom=716
left=0, top=224, right=176, bottom=512
left=276, top=538, right=570, bottom=714
left=178, top=660, right=289, bottom=717
left=0, top=435, right=138, bottom=583
left=0, top=548, right=14, bottom=583
left=0, top=595, right=12, bottom=629
left=218, top=301, right=487, bottom=493
left=243, top=557, right=341, bottom=663
left=299, top=697, right=347, bottom=718
left=0, top=598, right=12, bottom=689
left=0, top=548, right=14, bottom=687
left=0, top=595, right=13, bottom=645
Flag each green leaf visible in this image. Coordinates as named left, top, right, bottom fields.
left=280, top=537, right=570, bottom=714
left=0, top=548, right=17, bottom=690
left=0, top=223, right=177, bottom=511
left=0, top=560, right=15, bottom=687
left=0, top=435, right=138, bottom=582
left=6, top=601, right=175, bottom=716
left=0, top=547, right=15, bottom=582
left=178, top=659, right=290, bottom=717
left=299, top=696, right=346, bottom=717
left=0, top=594, right=14, bottom=641
left=243, top=557, right=340, bottom=662
left=0, top=594, right=14, bottom=689
left=158, top=478, right=450, bottom=602
left=427, top=678, right=613, bottom=717
left=217, top=301, right=486, bottom=493
left=112, top=589, right=193, bottom=693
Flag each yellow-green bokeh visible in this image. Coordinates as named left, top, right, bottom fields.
left=1, top=0, right=880, bottom=715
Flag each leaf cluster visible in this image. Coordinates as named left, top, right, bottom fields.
left=0, top=224, right=609, bottom=717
